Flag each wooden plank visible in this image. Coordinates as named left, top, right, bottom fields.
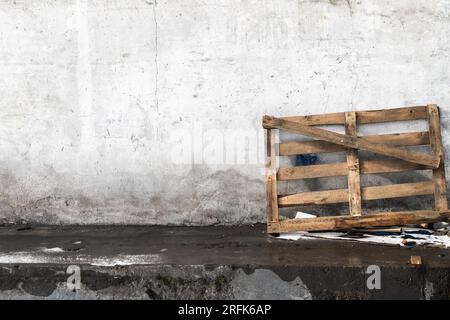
left=267, top=210, right=450, bottom=233
left=409, top=256, right=422, bottom=265
left=361, top=159, right=428, bottom=174
left=279, top=188, right=347, bottom=206
left=280, top=140, right=345, bottom=155
left=279, top=132, right=429, bottom=156
left=345, top=112, right=362, bottom=216
left=357, top=106, right=428, bottom=124
left=278, top=162, right=348, bottom=180
left=282, top=112, right=345, bottom=125
left=265, top=129, right=279, bottom=222
left=263, top=115, right=439, bottom=168
left=428, top=104, right=448, bottom=210
left=362, top=181, right=434, bottom=201
left=277, top=159, right=428, bottom=181
left=265, top=129, right=273, bottom=222
left=278, top=181, right=434, bottom=207
left=281, top=105, right=428, bottom=125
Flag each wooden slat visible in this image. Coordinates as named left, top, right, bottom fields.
left=357, top=106, right=428, bottom=124
left=277, top=159, right=428, bottom=181
left=345, top=112, right=362, bottom=216
left=278, top=181, right=434, bottom=207
left=428, top=104, right=448, bottom=210
left=265, top=129, right=273, bottom=221
left=268, top=210, right=450, bottom=233
left=278, top=162, right=347, bottom=180
left=265, top=129, right=279, bottom=222
left=279, top=132, right=429, bottom=156
left=281, top=105, right=428, bottom=126
left=282, top=112, right=345, bottom=125
left=263, top=116, right=439, bottom=168
left=279, top=188, right=347, bottom=206
left=361, top=159, right=428, bottom=174
left=362, top=181, right=434, bottom=201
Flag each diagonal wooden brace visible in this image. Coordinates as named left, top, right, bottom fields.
left=263, top=115, right=440, bottom=168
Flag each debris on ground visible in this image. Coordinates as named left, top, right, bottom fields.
left=275, top=226, right=450, bottom=248
left=409, top=255, right=422, bottom=265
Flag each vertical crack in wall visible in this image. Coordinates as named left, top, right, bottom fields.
left=153, top=0, right=159, bottom=113
left=76, top=0, right=96, bottom=174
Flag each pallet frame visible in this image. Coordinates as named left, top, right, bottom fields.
left=263, top=105, right=449, bottom=233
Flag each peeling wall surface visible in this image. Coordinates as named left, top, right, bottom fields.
left=0, top=0, right=449, bottom=225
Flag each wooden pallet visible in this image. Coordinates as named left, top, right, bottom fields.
left=263, top=105, right=450, bottom=233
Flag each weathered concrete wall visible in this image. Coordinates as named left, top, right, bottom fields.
left=0, top=0, right=449, bottom=225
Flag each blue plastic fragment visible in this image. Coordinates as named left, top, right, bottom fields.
left=295, top=154, right=318, bottom=166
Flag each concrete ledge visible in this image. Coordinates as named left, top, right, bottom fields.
left=0, top=225, right=449, bottom=299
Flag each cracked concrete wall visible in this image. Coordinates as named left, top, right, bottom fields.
left=0, top=0, right=449, bottom=225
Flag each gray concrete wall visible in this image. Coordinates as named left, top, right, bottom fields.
left=0, top=0, right=449, bottom=225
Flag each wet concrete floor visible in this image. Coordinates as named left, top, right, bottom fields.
left=0, top=224, right=449, bottom=299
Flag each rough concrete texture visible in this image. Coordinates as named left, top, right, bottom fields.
left=0, top=225, right=450, bottom=299
left=2, top=264, right=450, bottom=300
left=0, top=0, right=449, bottom=225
